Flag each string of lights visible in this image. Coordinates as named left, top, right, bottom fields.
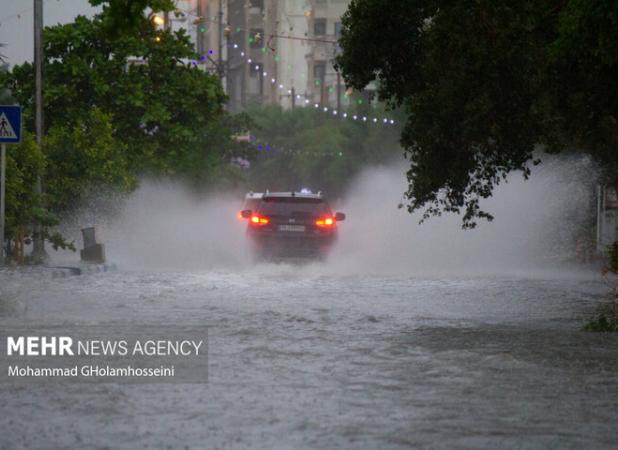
left=155, top=11, right=397, bottom=126
left=186, top=37, right=397, bottom=127
left=242, top=134, right=346, bottom=159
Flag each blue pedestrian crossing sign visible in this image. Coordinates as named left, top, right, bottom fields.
left=0, top=105, right=21, bottom=143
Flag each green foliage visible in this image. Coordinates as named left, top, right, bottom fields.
left=4, top=11, right=228, bottom=180
left=607, top=241, right=618, bottom=275
left=243, top=105, right=403, bottom=195
left=583, top=301, right=618, bottom=332
left=587, top=242, right=618, bottom=332
left=337, top=0, right=618, bottom=227
left=0, top=4, right=232, bottom=261
left=88, top=0, right=175, bottom=36
left=44, top=108, right=135, bottom=214
left=4, top=132, right=46, bottom=239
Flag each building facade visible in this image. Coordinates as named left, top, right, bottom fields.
left=182, top=0, right=352, bottom=111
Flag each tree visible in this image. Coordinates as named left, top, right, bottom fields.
left=89, top=0, right=175, bottom=36
left=336, top=0, right=617, bottom=227
left=4, top=13, right=227, bottom=179
left=243, top=105, right=403, bottom=196
left=44, top=108, right=135, bottom=214
left=0, top=4, right=234, bottom=261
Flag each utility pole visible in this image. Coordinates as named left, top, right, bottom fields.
left=291, top=87, right=296, bottom=109
left=32, top=0, right=46, bottom=261
left=196, top=0, right=206, bottom=55
left=217, top=0, right=224, bottom=80
left=336, top=70, right=341, bottom=111
left=163, top=10, right=170, bottom=30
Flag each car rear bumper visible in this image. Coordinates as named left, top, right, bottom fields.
left=247, top=229, right=336, bottom=258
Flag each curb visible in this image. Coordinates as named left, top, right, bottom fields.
left=0, top=263, right=117, bottom=279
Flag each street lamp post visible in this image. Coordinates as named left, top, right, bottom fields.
left=32, top=0, right=46, bottom=261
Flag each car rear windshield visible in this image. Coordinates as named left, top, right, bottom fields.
left=257, top=197, right=331, bottom=215
left=244, top=198, right=260, bottom=210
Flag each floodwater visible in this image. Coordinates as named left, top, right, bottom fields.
left=1, top=266, right=616, bottom=449
left=1, top=160, right=617, bottom=449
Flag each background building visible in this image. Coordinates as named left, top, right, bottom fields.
left=172, top=0, right=355, bottom=111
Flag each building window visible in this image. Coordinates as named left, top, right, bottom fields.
left=314, top=19, right=327, bottom=36
left=249, top=0, right=264, bottom=9
left=249, top=63, right=263, bottom=95
left=313, top=62, right=326, bottom=81
left=335, top=22, right=342, bottom=38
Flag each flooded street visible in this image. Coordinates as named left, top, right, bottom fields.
left=1, top=266, right=617, bottom=449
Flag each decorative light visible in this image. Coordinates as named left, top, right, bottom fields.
left=152, top=15, right=165, bottom=26
left=199, top=55, right=206, bottom=61
left=254, top=65, right=259, bottom=70
left=222, top=38, right=396, bottom=128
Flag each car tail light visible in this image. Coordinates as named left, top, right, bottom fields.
left=315, top=216, right=334, bottom=227
left=237, top=211, right=244, bottom=220
left=250, top=215, right=269, bottom=225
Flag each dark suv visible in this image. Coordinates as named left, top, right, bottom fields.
left=240, top=191, right=345, bottom=259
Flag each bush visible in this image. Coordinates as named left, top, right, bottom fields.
left=583, top=300, right=618, bottom=332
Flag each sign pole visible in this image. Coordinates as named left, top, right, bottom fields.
left=0, top=143, right=5, bottom=266
left=0, top=105, right=23, bottom=266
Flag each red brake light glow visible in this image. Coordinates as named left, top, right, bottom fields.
left=315, top=216, right=334, bottom=227
left=250, top=215, right=269, bottom=225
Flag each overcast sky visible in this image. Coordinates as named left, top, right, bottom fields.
left=0, top=0, right=99, bottom=67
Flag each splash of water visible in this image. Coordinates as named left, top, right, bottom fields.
left=61, top=155, right=596, bottom=276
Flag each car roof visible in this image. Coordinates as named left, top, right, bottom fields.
left=263, top=191, right=323, bottom=199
